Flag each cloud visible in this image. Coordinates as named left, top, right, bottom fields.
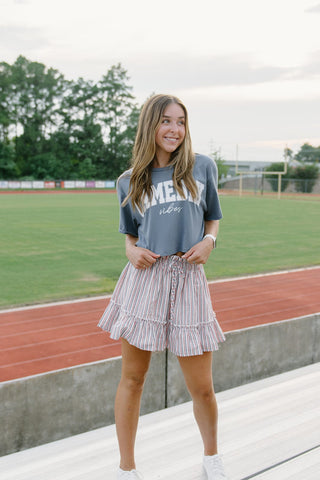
left=0, top=25, right=50, bottom=52
left=186, top=97, right=320, bottom=161
left=305, top=3, right=320, bottom=13
left=126, top=53, right=291, bottom=94
left=41, top=52, right=291, bottom=91
left=296, top=50, right=320, bottom=76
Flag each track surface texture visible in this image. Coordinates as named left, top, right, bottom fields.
left=1, top=267, right=319, bottom=382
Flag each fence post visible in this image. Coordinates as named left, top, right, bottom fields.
left=277, top=173, right=282, bottom=199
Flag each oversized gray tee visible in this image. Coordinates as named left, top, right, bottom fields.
left=117, top=153, right=222, bottom=256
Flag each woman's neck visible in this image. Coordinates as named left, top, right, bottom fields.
left=153, top=151, right=171, bottom=168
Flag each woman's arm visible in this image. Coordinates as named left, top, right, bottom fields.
left=182, top=220, right=219, bottom=265
left=203, top=219, right=219, bottom=244
left=126, top=234, right=160, bottom=269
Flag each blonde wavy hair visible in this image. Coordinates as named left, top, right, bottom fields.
left=122, top=94, right=198, bottom=211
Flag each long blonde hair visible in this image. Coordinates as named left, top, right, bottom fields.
left=123, top=94, right=198, bottom=211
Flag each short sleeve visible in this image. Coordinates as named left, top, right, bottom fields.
left=204, top=159, right=223, bottom=221
left=117, top=175, right=139, bottom=237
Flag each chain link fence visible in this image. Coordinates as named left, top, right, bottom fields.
left=220, top=176, right=320, bottom=194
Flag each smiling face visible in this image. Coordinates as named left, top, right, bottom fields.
left=154, top=102, right=186, bottom=165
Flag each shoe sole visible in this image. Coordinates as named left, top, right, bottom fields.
left=201, top=466, right=208, bottom=479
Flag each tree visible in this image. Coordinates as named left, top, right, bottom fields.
left=294, top=143, right=320, bottom=164
left=284, top=147, right=294, bottom=162
left=210, top=151, right=229, bottom=188
left=9, top=56, right=67, bottom=178
left=0, top=140, right=17, bottom=179
left=10, top=56, right=65, bottom=135
left=265, top=163, right=292, bottom=192
left=0, top=57, right=139, bottom=181
left=97, top=64, right=138, bottom=179
left=57, top=77, right=103, bottom=178
left=55, top=65, right=138, bottom=180
left=292, top=164, right=319, bottom=193
left=0, top=61, right=14, bottom=143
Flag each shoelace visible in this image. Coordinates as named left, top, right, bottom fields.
left=204, top=456, right=226, bottom=475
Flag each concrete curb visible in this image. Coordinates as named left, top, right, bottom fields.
left=1, top=313, right=319, bottom=456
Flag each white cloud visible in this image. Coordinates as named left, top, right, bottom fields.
left=126, top=53, right=289, bottom=91
left=179, top=75, right=320, bottom=103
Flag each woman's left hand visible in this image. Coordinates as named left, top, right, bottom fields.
left=182, top=237, right=214, bottom=265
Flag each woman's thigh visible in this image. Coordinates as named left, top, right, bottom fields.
left=120, top=339, right=152, bottom=384
left=177, top=352, right=214, bottom=396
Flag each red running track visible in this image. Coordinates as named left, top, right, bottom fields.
left=1, top=267, right=319, bottom=382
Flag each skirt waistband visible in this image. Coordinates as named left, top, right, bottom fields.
left=158, top=254, right=199, bottom=274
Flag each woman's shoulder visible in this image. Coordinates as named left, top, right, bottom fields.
left=118, top=168, right=132, bottom=181
left=117, top=168, right=132, bottom=190
left=194, top=153, right=217, bottom=171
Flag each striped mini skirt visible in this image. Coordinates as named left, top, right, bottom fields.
left=98, top=255, right=226, bottom=357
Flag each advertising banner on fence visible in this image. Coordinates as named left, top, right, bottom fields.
left=32, top=181, right=44, bottom=189
left=0, top=179, right=117, bottom=190
left=64, top=181, right=75, bottom=189
left=21, top=181, right=32, bottom=189
left=75, top=181, right=86, bottom=188
left=9, top=181, right=21, bottom=189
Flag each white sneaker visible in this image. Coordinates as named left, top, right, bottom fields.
left=117, top=467, right=143, bottom=479
left=203, top=454, right=229, bottom=479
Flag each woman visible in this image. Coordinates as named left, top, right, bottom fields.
left=98, top=94, right=229, bottom=480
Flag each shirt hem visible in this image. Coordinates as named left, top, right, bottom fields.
left=119, top=229, right=138, bottom=237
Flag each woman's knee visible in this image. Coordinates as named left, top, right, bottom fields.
left=120, top=370, right=148, bottom=393
left=190, top=384, right=215, bottom=403
left=120, top=340, right=152, bottom=393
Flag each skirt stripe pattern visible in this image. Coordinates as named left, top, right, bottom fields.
left=98, top=255, right=226, bottom=356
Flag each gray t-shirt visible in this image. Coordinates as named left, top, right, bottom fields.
left=117, top=153, right=222, bottom=256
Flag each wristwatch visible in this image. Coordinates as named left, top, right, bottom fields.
left=203, top=234, right=216, bottom=249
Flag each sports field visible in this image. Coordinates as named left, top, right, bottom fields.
left=0, top=192, right=319, bottom=308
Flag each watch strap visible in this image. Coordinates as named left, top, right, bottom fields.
left=203, top=234, right=216, bottom=248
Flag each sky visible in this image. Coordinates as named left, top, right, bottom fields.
left=1, top=0, right=320, bottom=162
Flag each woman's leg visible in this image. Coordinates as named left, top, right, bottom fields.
left=177, top=352, right=218, bottom=455
left=115, top=339, right=152, bottom=470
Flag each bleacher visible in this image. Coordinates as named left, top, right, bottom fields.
left=1, top=362, right=319, bottom=480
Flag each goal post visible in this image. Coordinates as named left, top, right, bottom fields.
left=235, top=145, right=289, bottom=199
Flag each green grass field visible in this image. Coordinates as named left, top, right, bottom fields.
left=0, top=192, right=319, bottom=308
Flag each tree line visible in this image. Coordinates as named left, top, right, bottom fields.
left=0, top=56, right=139, bottom=180
left=1, top=56, right=319, bottom=187
left=265, top=144, right=319, bottom=193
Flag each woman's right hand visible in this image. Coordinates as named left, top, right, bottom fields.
left=126, top=235, right=160, bottom=269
